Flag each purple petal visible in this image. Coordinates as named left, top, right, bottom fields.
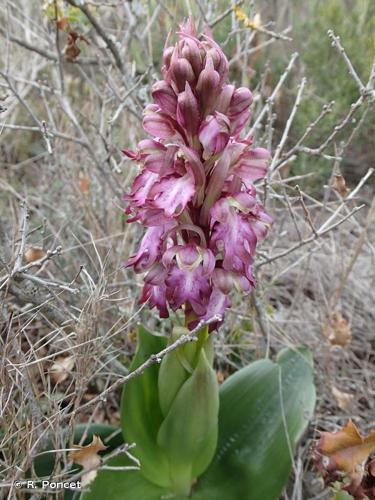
left=179, top=17, right=198, bottom=38
left=212, top=268, right=252, bottom=294
left=234, top=147, right=270, bottom=186
left=140, top=281, right=169, bottom=318
left=152, top=81, right=177, bottom=116
left=200, top=147, right=232, bottom=225
left=126, top=226, right=165, bottom=272
left=166, top=264, right=210, bottom=315
left=209, top=196, right=257, bottom=273
left=148, top=169, right=195, bottom=217
left=124, top=169, right=158, bottom=207
left=216, top=84, right=235, bottom=114
left=228, top=88, right=253, bottom=135
left=138, top=139, right=166, bottom=155
left=144, top=145, right=177, bottom=176
left=228, top=87, right=253, bottom=116
left=135, top=207, right=177, bottom=227
left=199, top=112, right=230, bottom=159
left=143, top=105, right=176, bottom=139
left=179, top=145, right=206, bottom=203
left=201, top=287, right=231, bottom=324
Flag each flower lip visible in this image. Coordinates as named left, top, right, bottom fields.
left=163, top=243, right=215, bottom=274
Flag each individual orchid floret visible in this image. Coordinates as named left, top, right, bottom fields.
left=152, top=81, right=178, bottom=116
left=124, top=18, right=272, bottom=328
left=199, top=112, right=230, bottom=160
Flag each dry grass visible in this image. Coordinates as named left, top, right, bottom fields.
left=0, top=1, right=374, bottom=498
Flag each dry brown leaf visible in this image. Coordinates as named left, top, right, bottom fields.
left=56, top=17, right=69, bottom=31
left=216, top=370, right=225, bottom=384
left=323, top=311, right=352, bottom=347
left=50, top=356, right=75, bottom=384
left=24, top=247, right=46, bottom=263
left=65, top=32, right=81, bottom=61
left=79, top=173, right=90, bottom=195
left=69, top=435, right=107, bottom=487
left=64, top=30, right=89, bottom=61
left=315, top=420, right=375, bottom=499
left=331, top=385, right=354, bottom=411
left=332, top=174, right=350, bottom=197
left=55, top=16, right=89, bottom=62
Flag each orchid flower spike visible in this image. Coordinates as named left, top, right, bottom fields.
left=123, top=18, right=272, bottom=329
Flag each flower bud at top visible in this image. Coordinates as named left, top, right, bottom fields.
left=181, top=38, right=203, bottom=76
left=228, top=87, right=253, bottom=135
left=163, top=45, right=174, bottom=70
left=215, top=84, right=235, bottom=115
left=169, top=50, right=196, bottom=93
left=176, top=82, right=200, bottom=141
left=196, top=55, right=221, bottom=115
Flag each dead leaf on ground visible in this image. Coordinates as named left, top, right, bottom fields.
left=69, top=435, right=107, bottom=487
left=314, top=420, right=375, bottom=499
left=24, top=247, right=46, bottom=263
left=79, top=173, right=90, bottom=195
left=331, top=385, right=355, bottom=411
left=323, top=311, right=352, bottom=347
left=332, top=174, right=350, bottom=198
left=50, top=355, right=75, bottom=384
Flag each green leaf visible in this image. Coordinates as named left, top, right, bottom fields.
left=81, top=454, right=168, bottom=500
left=194, top=347, right=316, bottom=500
left=157, top=347, right=219, bottom=496
left=332, top=490, right=354, bottom=500
left=120, top=326, right=170, bottom=488
left=158, top=329, right=191, bottom=417
left=158, top=326, right=214, bottom=418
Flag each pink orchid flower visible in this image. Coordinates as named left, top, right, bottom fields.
left=123, top=18, right=271, bottom=329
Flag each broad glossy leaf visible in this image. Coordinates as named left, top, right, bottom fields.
left=193, top=347, right=316, bottom=500
left=120, top=325, right=170, bottom=488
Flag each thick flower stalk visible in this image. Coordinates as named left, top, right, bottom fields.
left=124, top=18, right=271, bottom=327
